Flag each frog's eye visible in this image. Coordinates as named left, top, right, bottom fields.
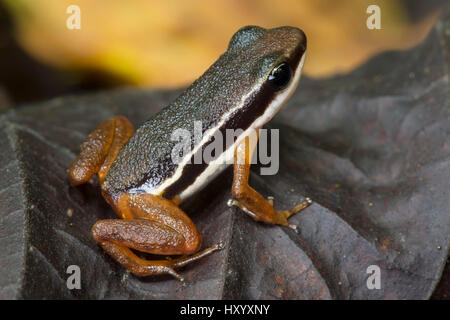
left=268, top=63, right=292, bottom=91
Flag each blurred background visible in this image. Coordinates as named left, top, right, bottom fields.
left=0, top=0, right=447, bottom=108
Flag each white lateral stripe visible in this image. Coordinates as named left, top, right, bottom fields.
left=178, top=53, right=306, bottom=200
left=141, top=77, right=264, bottom=195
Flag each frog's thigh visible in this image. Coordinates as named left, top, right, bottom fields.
left=67, top=116, right=134, bottom=186
left=230, top=131, right=311, bottom=226
left=92, top=193, right=221, bottom=279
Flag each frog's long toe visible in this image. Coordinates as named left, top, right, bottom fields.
left=279, top=197, right=313, bottom=220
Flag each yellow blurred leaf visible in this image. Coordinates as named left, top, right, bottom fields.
left=3, top=0, right=441, bottom=87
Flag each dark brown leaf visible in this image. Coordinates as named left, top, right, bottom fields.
left=0, top=12, right=449, bottom=299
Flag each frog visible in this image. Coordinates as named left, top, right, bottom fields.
left=67, top=25, right=310, bottom=281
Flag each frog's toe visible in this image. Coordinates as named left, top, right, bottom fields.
left=278, top=197, right=313, bottom=220
left=287, top=223, right=300, bottom=233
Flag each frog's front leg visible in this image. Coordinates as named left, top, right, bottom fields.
left=92, top=193, right=222, bottom=281
left=228, top=129, right=312, bottom=229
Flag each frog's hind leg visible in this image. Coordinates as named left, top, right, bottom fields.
left=67, top=116, right=134, bottom=186
left=91, top=193, right=223, bottom=281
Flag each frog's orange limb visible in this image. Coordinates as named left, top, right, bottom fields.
left=92, top=193, right=222, bottom=280
left=229, top=129, right=312, bottom=229
left=67, top=116, right=134, bottom=186
left=67, top=118, right=221, bottom=280
left=99, top=241, right=221, bottom=280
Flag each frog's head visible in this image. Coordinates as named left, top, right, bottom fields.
left=173, top=25, right=307, bottom=129
left=226, top=25, right=307, bottom=122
